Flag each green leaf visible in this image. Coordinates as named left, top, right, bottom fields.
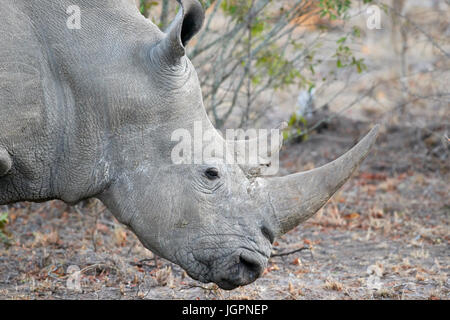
left=337, top=36, right=347, bottom=44
left=288, top=113, right=297, bottom=127
left=352, top=26, right=361, bottom=38
left=0, top=212, right=8, bottom=224
left=251, top=20, right=265, bottom=37
left=251, top=75, right=261, bottom=85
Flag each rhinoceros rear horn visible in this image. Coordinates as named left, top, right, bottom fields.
left=158, top=0, right=205, bottom=63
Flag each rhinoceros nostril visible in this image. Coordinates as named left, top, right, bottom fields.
left=239, top=254, right=262, bottom=282
left=215, top=253, right=264, bottom=289
left=261, top=224, right=275, bottom=244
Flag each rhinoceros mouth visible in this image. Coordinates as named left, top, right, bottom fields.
left=215, top=278, right=242, bottom=290
left=174, top=246, right=268, bottom=289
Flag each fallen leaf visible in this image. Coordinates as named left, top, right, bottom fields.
left=96, top=223, right=109, bottom=234
left=344, top=212, right=360, bottom=219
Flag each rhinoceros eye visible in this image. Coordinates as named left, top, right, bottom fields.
left=205, top=167, right=220, bottom=180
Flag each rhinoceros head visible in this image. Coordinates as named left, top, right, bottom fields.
left=92, top=0, right=378, bottom=289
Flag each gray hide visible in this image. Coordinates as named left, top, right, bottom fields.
left=0, top=0, right=378, bottom=289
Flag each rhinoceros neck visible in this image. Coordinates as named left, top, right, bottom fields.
left=0, top=0, right=175, bottom=204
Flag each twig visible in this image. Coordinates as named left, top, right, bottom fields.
left=381, top=1, right=450, bottom=58
left=271, top=246, right=310, bottom=257
left=126, top=240, right=137, bottom=257
left=286, top=84, right=378, bottom=143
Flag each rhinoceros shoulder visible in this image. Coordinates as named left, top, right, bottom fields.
left=0, top=1, right=58, bottom=143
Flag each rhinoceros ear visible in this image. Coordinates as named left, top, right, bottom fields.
left=159, top=0, right=204, bottom=63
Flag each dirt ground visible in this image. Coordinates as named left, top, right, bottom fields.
left=0, top=115, right=448, bottom=300
left=0, top=1, right=449, bottom=300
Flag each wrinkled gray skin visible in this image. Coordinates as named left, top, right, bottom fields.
left=0, top=0, right=378, bottom=289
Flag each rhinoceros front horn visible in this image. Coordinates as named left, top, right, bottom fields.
left=262, top=125, right=379, bottom=236
left=156, top=0, right=205, bottom=64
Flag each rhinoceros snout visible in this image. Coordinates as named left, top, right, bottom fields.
left=216, top=251, right=266, bottom=290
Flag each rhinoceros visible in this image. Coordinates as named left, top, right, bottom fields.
left=0, top=0, right=378, bottom=289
